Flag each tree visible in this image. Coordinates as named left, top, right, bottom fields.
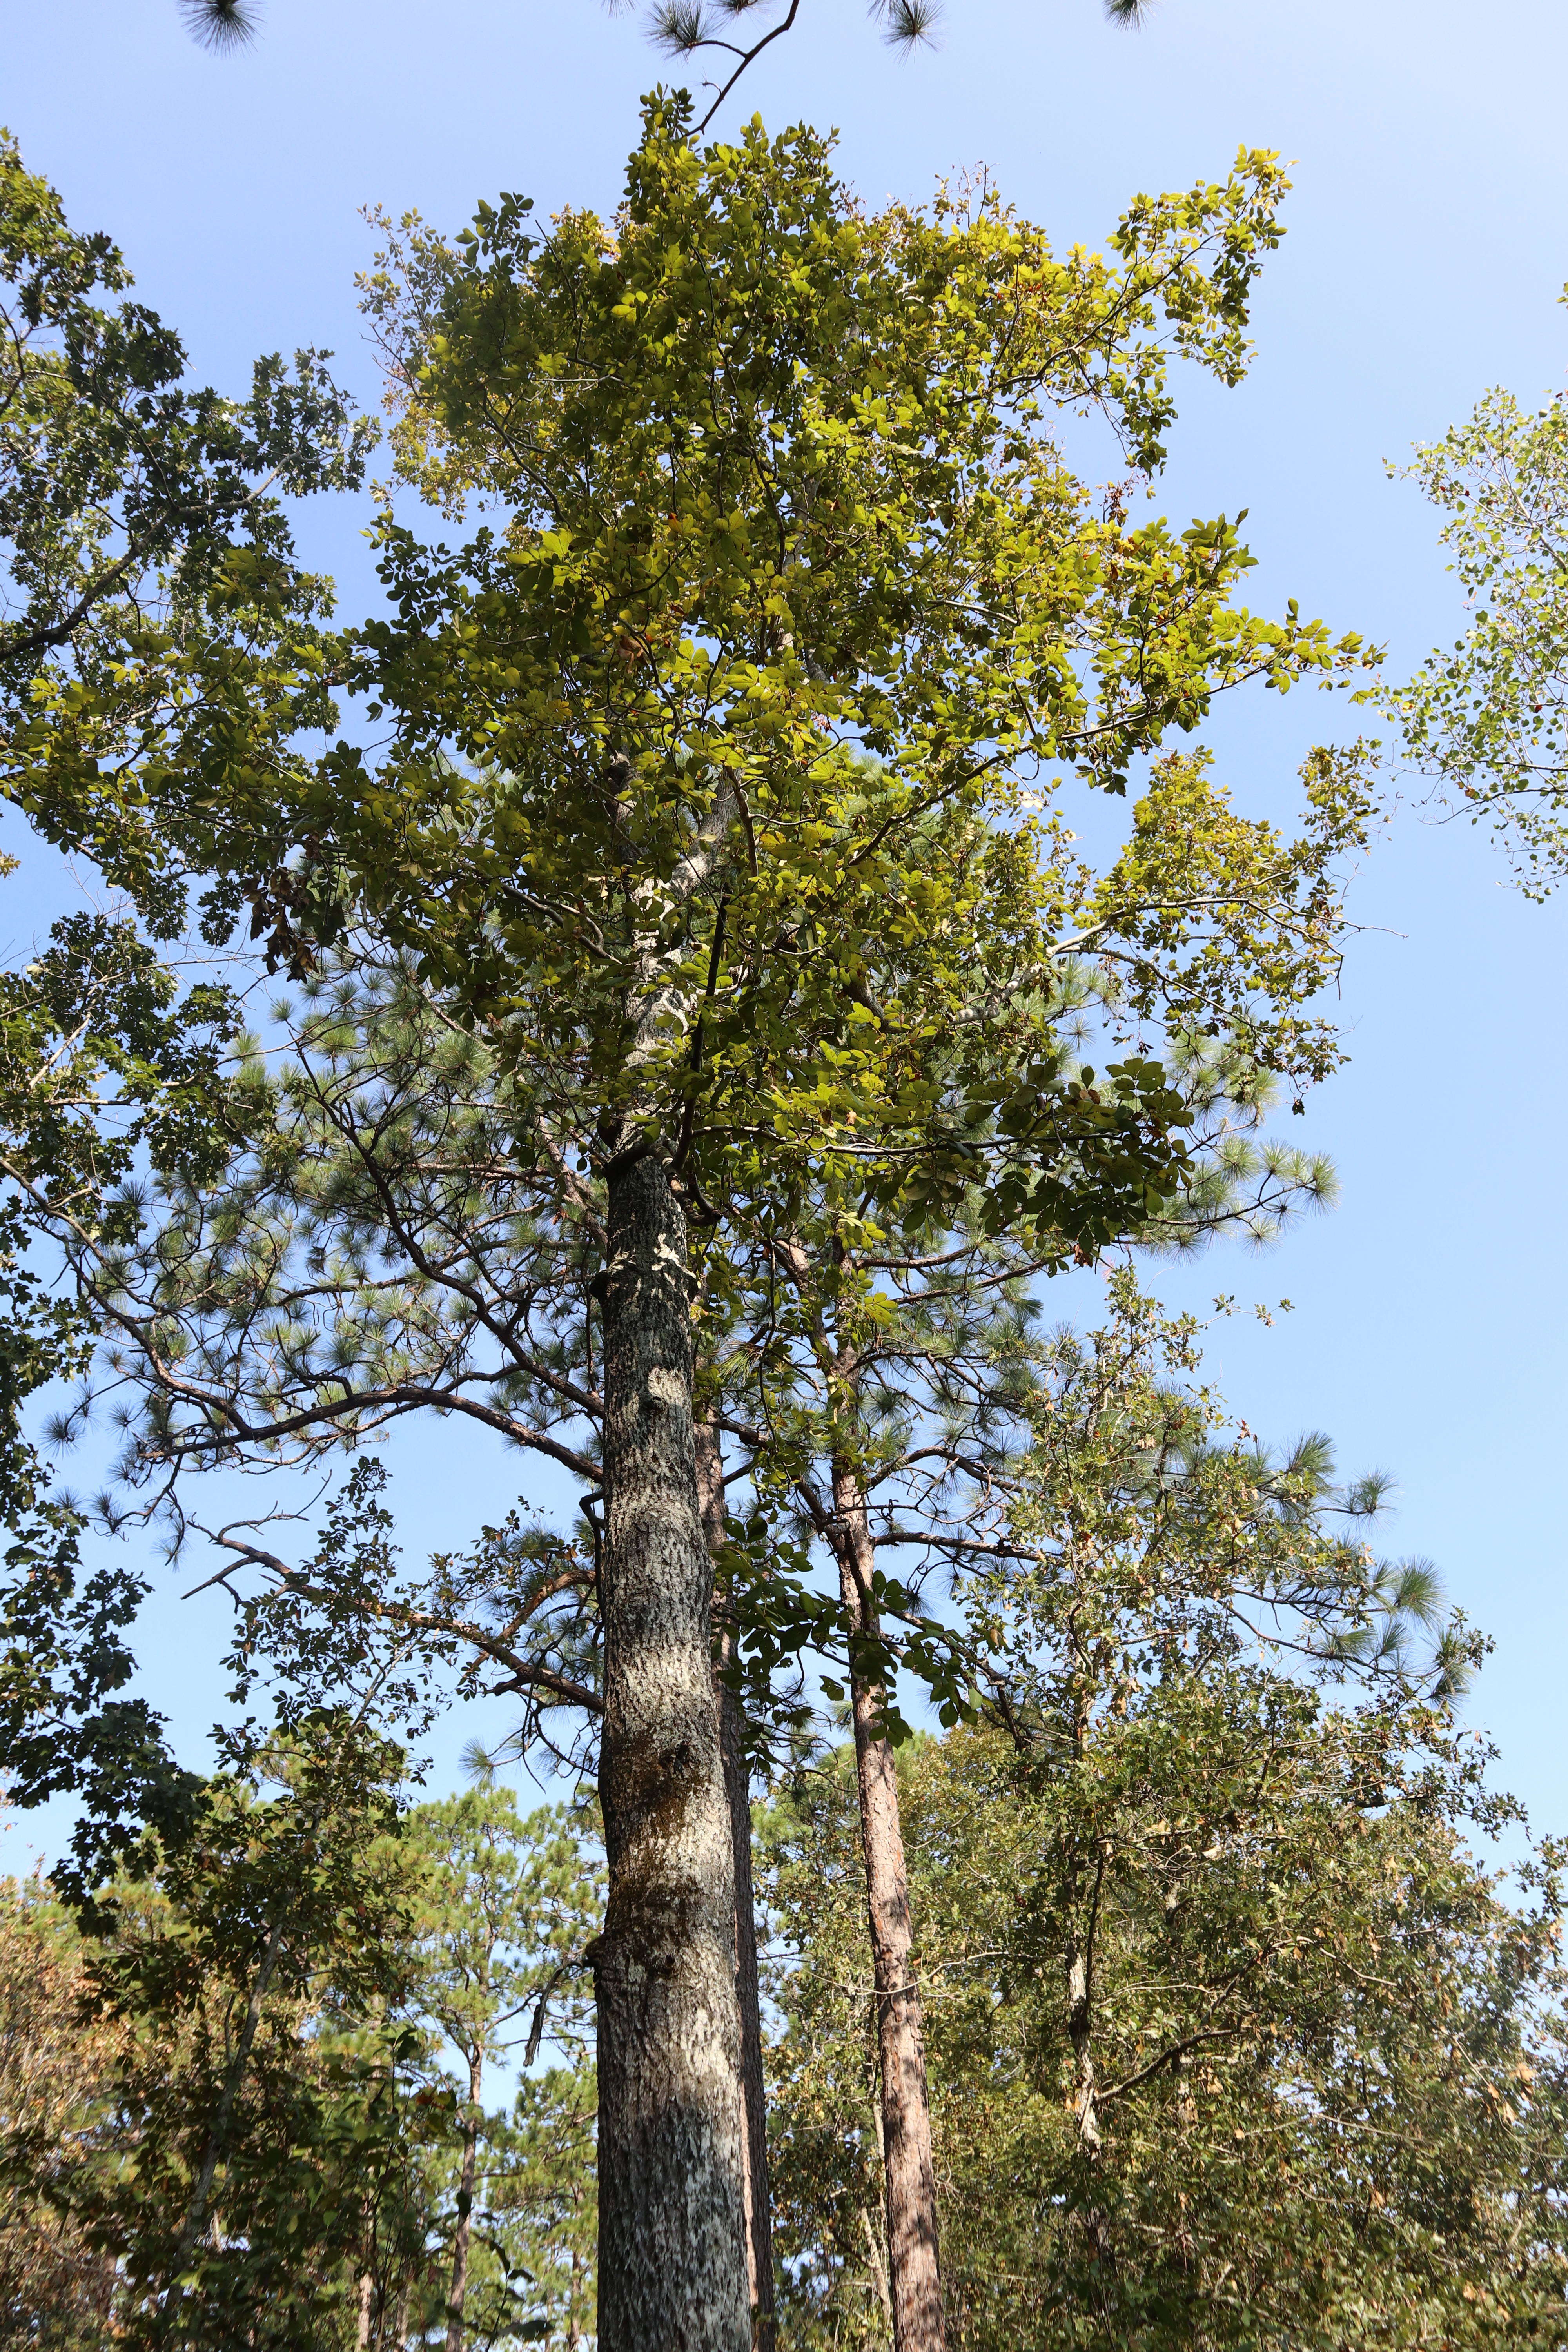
left=761, top=1704, right=1568, bottom=2348
left=0, top=1873, right=123, bottom=2348
left=698, top=744, right=1363, bottom=2351
left=1387, top=362, right=1568, bottom=894
left=0, top=129, right=369, bottom=923
left=0, top=911, right=241, bottom=1904
left=494, top=2063, right=601, bottom=2350
left=15, top=108, right=1371, bottom=2352
left=2, top=1749, right=612, bottom=2352
left=198, top=1492, right=604, bottom=2349
left=21, top=1715, right=423, bottom=2352
left=755, top=1292, right=1559, bottom=2348
left=403, top=1787, right=601, bottom=2352
left=0, top=122, right=372, bottom=1887
left=337, top=152, right=1341, bottom=2351
left=3, top=1756, right=604, bottom=2352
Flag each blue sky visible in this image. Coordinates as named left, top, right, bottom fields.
left=4, top=0, right=1568, bottom=1859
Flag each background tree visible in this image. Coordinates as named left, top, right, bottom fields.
left=19, top=1715, right=423, bottom=2352
left=473, top=2061, right=601, bottom=2351
left=1388, top=361, right=1568, bottom=893
left=0, top=1873, right=123, bottom=2349
left=402, top=1786, right=601, bottom=2352
left=0, top=129, right=369, bottom=925
left=0, top=119, right=374, bottom=1890
left=1, top=1764, right=604, bottom=2352
left=753, top=1289, right=1554, bottom=2348
left=760, top=1702, right=1568, bottom=2349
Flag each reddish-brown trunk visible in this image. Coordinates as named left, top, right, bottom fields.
left=696, top=1414, right=778, bottom=2351
left=832, top=1459, right=946, bottom=2352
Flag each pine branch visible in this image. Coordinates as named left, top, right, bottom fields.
left=178, top=0, right=262, bottom=48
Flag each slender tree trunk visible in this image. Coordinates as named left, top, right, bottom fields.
left=696, top=1414, right=778, bottom=2352
left=831, top=1459, right=947, bottom=2352
left=593, top=1151, right=751, bottom=2352
left=357, top=2264, right=375, bottom=2351
left=174, top=1911, right=286, bottom=2271
left=1067, top=1675, right=1114, bottom=2258
left=1064, top=1912, right=1109, bottom=2265
left=1065, top=1926, right=1101, bottom=2159
left=861, top=2204, right=895, bottom=2336
left=1064, top=1689, right=1108, bottom=2261
left=445, top=2052, right=482, bottom=2352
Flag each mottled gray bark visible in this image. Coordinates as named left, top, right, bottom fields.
left=697, top=1416, right=779, bottom=2352
left=832, top=1460, right=947, bottom=2352
left=594, top=1152, right=751, bottom=2352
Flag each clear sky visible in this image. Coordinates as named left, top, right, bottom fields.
left=4, top=0, right=1567, bottom=1858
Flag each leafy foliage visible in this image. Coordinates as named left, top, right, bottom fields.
left=0, top=1877, right=123, bottom=2349
left=1388, top=349, right=1568, bottom=892
left=25, top=112, right=1379, bottom=1795
left=160, top=103, right=1371, bottom=1258
left=0, top=125, right=375, bottom=1896
left=0, top=127, right=370, bottom=934
left=0, top=1762, right=606, bottom=2352
left=762, top=1712, right=1568, bottom=2349
left=755, top=1281, right=1528, bottom=2347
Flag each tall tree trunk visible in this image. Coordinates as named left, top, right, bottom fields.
left=445, top=2053, right=482, bottom=2352
left=831, top=1459, right=947, bottom=2352
left=696, top=1413, right=778, bottom=2352
left=594, top=1151, right=751, bottom=2352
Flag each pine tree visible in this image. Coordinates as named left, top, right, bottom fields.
left=402, top=1788, right=601, bottom=2352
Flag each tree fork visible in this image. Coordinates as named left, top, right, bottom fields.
left=831, top=1461, right=947, bottom=2352
left=593, top=1152, right=751, bottom=2352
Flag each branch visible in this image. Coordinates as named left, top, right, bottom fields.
left=204, top=1531, right=604, bottom=1716
left=690, top=0, right=803, bottom=134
